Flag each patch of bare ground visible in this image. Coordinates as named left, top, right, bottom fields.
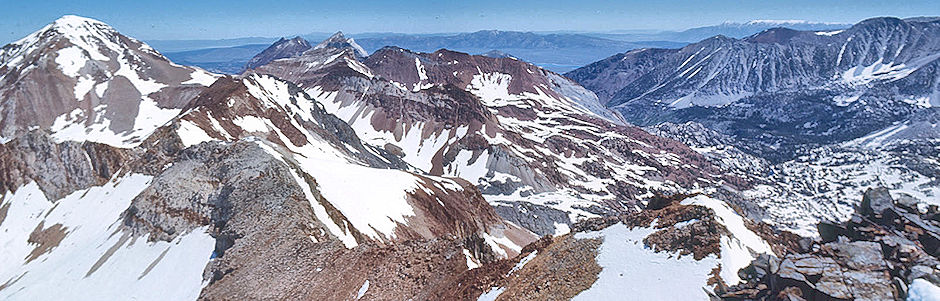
left=25, top=221, right=68, bottom=263
left=575, top=194, right=726, bottom=260
left=491, top=234, right=603, bottom=300
left=0, top=272, right=26, bottom=292
left=430, top=232, right=605, bottom=301
left=0, top=202, right=9, bottom=227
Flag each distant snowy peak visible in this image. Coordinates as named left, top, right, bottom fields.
left=0, top=15, right=218, bottom=147
left=743, top=19, right=848, bottom=26
left=243, top=36, right=312, bottom=70
left=313, top=31, right=369, bottom=58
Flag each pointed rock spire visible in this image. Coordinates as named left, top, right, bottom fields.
left=313, top=31, right=368, bottom=58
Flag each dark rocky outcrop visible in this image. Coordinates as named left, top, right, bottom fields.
left=492, top=201, right=571, bottom=237
left=0, top=131, right=131, bottom=200
left=722, top=187, right=940, bottom=300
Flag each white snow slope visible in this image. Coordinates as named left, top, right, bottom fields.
left=0, top=175, right=215, bottom=300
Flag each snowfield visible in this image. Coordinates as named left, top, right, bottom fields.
left=0, top=175, right=215, bottom=300
left=572, top=223, right=719, bottom=300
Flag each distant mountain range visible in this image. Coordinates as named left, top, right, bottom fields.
left=590, top=20, right=850, bottom=42
left=349, top=30, right=685, bottom=72
left=567, top=17, right=939, bottom=158
left=162, top=44, right=270, bottom=74
left=146, top=37, right=282, bottom=52
left=152, top=20, right=848, bottom=74
left=158, top=31, right=684, bottom=73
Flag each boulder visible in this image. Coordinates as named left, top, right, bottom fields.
left=859, top=187, right=893, bottom=217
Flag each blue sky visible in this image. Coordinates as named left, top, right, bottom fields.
left=1, top=0, right=939, bottom=44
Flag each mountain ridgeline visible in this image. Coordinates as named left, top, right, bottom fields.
left=1, top=14, right=939, bottom=301
left=568, top=17, right=940, bottom=160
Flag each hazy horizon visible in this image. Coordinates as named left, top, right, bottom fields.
left=2, top=0, right=939, bottom=45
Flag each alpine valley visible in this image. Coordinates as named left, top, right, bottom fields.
left=0, top=15, right=938, bottom=301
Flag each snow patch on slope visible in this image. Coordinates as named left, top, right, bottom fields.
left=0, top=175, right=215, bottom=300
left=55, top=46, right=87, bottom=77
left=908, top=279, right=940, bottom=301
left=231, top=76, right=428, bottom=246
left=681, top=195, right=775, bottom=284
left=572, top=223, right=718, bottom=300
left=177, top=120, right=215, bottom=147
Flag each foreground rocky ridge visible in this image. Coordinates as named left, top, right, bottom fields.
left=722, top=188, right=940, bottom=300
left=436, top=193, right=794, bottom=300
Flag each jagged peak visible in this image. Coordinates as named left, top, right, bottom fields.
left=314, top=31, right=368, bottom=57
left=324, top=31, right=347, bottom=40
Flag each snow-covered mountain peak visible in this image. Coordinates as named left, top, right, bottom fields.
left=314, top=31, right=368, bottom=57
left=745, top=19, right=811, bottom=25
left=742, top=19, right=848, bottom=26
left=51, top=14, right=111, bottom=31
left=2, top=15, right=147, bottom=64
left=0, top=16, right=218, bottom=147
